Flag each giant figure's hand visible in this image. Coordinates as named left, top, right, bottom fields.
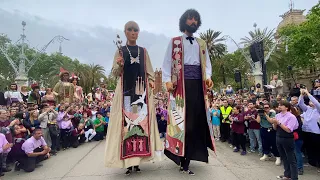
left=116, top=56, right=124, bottom=67
left=206, top=78, right=214, bottom=89
left=165, top=82, right=174, bottom=92
left=149, top=81, right=155, bottom=89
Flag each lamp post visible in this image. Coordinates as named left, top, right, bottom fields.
left=0, top=21, right=69, bottom=90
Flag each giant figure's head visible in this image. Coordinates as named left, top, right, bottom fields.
left=179, top=9, right=202, bottom=34
left=124, top=21, right=140, bottom=43
left=59, top=67, right=70, bottom=82
left=9, top=83, right=18, bottom=91
left=69, top=73, right=79, bottom=86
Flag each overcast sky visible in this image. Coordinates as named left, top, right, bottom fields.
left=0, top=0, right=318, bottom=73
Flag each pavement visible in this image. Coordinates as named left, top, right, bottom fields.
left=3, top=140, right=319, bottom=180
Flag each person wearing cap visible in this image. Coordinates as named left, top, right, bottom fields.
left=28, top=83, right=41, bottom=105
left=53, top=67, right=74, bottom=104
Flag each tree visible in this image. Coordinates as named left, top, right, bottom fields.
left=105, top=74, right=117, bottom=90
left=199, top=29, right=226, bottom=59
left=279, top=2, right=320, bottom=70
left=240, top=27, right=275, bottom=47
left=0, top=34, right=17, bottom=88
left=0, top=33, right=107, bottom=92
left=88, top=63, right=106, bottom=90
left=239, top=27, right=291, bottom=79
left=213, top=51, right=251, bottom=89
left=199, top=29, right=227, bottom=85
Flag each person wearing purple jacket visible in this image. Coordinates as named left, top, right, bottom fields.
left=298, top=88, right=320, bottom=170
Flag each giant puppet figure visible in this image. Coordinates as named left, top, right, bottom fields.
left=53, top=67, right=74, bottom=104
left=70, top=73, right=84, bottom=103
left=104, top=21, right=162, bottom=176
left=4, top=83, right=23, bottom=106
left=28, top=83, right=41, bottom=105
left=161, top=9, right=215, bottom=175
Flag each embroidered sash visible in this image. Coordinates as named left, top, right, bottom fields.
left=165, top=36, right=216, bottom=157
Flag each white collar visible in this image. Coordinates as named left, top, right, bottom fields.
left=182, top=33, right=194, bottom=38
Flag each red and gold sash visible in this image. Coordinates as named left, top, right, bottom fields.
left=165, top=36, right=216, bottom=157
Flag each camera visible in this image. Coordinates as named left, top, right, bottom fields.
left=300, top=84, right=306, bottom=89
left=257, top=109, right=264, bottom=114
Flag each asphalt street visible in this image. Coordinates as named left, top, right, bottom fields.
left=3, top=140, right=319, bottom=180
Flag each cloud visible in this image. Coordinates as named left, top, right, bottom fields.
left=0, top=9, right=170, bottom=74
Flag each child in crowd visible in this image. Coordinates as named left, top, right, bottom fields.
left=70, top=123, right=86, bottom=148
left=158, top=115, right=167, bottom=138
left=60, top=115, right=73, bottom=150
left=93, top=112, right=106, bottom=141
left=211, top=104, right=221, bottom=141
left=80, top=112, right=96, bottom=142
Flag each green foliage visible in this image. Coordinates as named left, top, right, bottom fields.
left=0, top=34, right=107, bottom=92
left=199, top=29, right=226, bottom=59
left=199, top=29, right=228, bottom=86
left=211, top=50, right=251, bottom=89
left=124, top=126, right=147, bottom=140
left=279, top=2, right=320, bottom=70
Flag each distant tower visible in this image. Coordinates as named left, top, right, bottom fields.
left=275, top=0, right=306, bottom=39
left=154, top=68, right=162, bottom=94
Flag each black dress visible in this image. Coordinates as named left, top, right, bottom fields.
left=0, top=92, right=5, bottom=106
left=21, top=92, right=29, bottom=103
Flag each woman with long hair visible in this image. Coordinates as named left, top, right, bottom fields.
left=273, top=101, right=298, bottom=180
left=43, top=88, right=55, bottom=106
left=27, top=109, right=40, bottom=134
left=20, top=86, right=29, bottom=103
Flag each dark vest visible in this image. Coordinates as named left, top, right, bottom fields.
left=276, top=125, right=293, bottom=138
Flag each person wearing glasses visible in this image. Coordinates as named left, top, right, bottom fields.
left=256, top=103, right=281, bottom=165
left=104, top=21, right=163, bottom=176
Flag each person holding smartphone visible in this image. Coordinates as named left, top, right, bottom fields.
left=272, top=101, right=298, bottom=180
left=298, top=88, right=320, bottom=172
left=256, top=103, right=280, bottom=165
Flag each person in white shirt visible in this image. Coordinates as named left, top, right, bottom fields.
left=270, top=75, right=283, bottom=96
left=4, top=83, right=23, bottom=106
left=162, top=9, right=215, bottom=176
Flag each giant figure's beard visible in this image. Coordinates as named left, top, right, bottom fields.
left=185, top=24, right=198, bottom=33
